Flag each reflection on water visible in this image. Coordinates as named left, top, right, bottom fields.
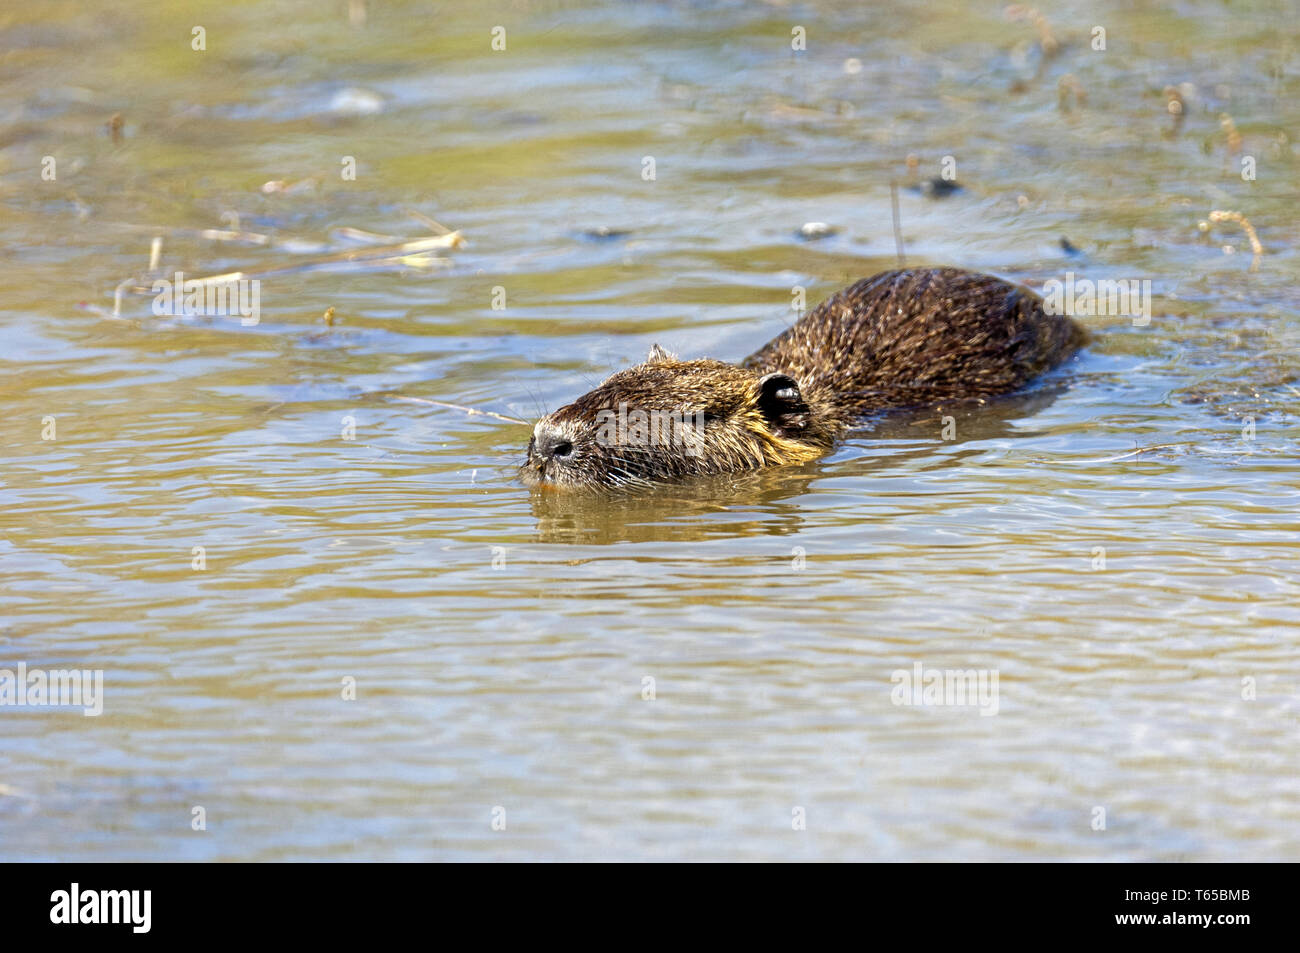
left=1, top=0, right=1298, bottom=860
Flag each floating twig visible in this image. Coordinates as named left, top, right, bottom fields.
left=1083, top=443, right=1187, bottom=463
left=197, top=227, right=271, bottom=245
left=111, top=277, right=134, bottom=317
left=1206, top=209, right=1263, bottom=271
left=403, top=208, right=454, bottom=235
left=1005, top=5, right=1059, bottom=57
left=1045, top=442, right=1191, bottom=464
left=1219, top=113, right=1243, bottom=157
left=889, top=180, right=906, bottom=267
left=1057, top=74, right=1086, bottom=112
left=260, top=177, right=322, bottom=195
left=113, top=231, right=463, bottom=298
left=333, top=226, right=400, bottom=244
left=115, top=222, right=272, bottom=245
left=105, top=218, right=465, bottom=317
left=1163, top=85, right=1186, bottom=138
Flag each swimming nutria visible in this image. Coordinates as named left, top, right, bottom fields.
left=523, top=267, right=1085, bottom=490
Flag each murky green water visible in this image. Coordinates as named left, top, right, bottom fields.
left=2, top=0, right=1297, bottom=860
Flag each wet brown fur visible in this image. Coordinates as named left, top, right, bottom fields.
left=523, top=268, right=1086, bottom=490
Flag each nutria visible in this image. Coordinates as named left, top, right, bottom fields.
left=522, top=267, right=1085, bottom=490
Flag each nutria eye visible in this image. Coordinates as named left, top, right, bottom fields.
left=755, top=373, right=809, bottom=435
left=551, top=441, right=574, bottom=459
left=758, top=373, right=802, bottom=412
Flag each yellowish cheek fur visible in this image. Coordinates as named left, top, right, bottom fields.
left=761, top=433, right=825, bottom=466
left=735, top=409, right=826, bottom=467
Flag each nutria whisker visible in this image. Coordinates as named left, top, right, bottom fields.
left=387, top=395, right=528, bottom=425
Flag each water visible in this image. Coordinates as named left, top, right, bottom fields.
left=1, top=0, right=1297, bottom=860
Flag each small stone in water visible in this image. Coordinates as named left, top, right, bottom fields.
left=580, top=226, right=630, bottom=242
left=329, top=88, right=384, bottom=116
left=798, top=222, right=837, bottom=240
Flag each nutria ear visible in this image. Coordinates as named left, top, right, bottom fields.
left=757, top=373, right=809, bottom=433
left=647, top=343, right=675, bottom=363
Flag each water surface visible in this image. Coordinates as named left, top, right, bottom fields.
left=1, top=0, right=1298, bottom=860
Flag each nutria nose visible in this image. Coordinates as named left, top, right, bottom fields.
left=532, top=424, right=575, bottom=462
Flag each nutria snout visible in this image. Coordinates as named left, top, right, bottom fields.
left=523, top=267, right=1086, bottom=490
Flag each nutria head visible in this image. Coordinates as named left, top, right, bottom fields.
left=522, top=345, right=836, bottom=490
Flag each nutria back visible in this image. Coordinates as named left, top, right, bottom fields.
left=523, top=267, right=1085, bottom=489
left=743, top=267, right=1086, bottom=421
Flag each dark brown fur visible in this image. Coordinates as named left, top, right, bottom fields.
left=522, top=268, right=1085, bottom=490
